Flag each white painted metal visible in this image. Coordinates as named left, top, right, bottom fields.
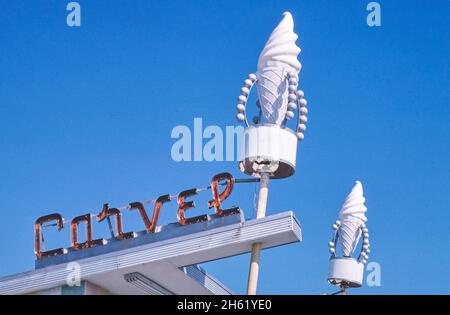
left=246, top=173, right=269, bottom=295
left=87, top=261, right=217, bottom=295
left=328, top=257, right=364, bottom=288
left=182, top=265, right=233, bottom=295
left=124, top=272, right=174, bottom=295
left=239, top=124, right=298, bottom=178
left=247, top=242, right=262, bottom=295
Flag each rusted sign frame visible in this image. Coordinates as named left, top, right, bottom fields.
left=71, top=214, right=106, bottom=250
left=34, top=213, right=68, bottom=259
left=177, top=188, right=209, bottom=226
left=208, top=172, right=241, bottom=217
left=97, top=204, right=135, bottom=240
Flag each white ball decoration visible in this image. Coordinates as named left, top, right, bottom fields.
left=241, top=87, right=250, bottom=96
left=238, top=95, right=247, bottom=104
left=300, top=107, right=308, bottom=115
left=362, top=259, right=368, bottom=264
left=285, top=111, right=294, bottom=120
left=329, top=248, right=336, bottom=254
left=248, top=73, right=257, bottom=82
left=298, top=124, right=306, bottom=132
left=299, top=98, right=307, bottom=107
left=297, top=90, right=304, bottom=98
left=288, top=77, right=297, bottom=85
left=364, top=233, right=370, bottom=238
left=363, top=228, right=369, bottom=233
left=296, top=132, right=304, bottom=140
left=236, top=113, right=245, bottom=122
left=244, top=79, right=253, bottom=87
left=236, top=104, right=245, bottom=112
left=288, top=102, right=297, bottom=111
left=332, top=224, right=338, bottom=230
left=336, top=220, right=341, bottom=226
left=288, top=85, right=297, bottom=93
left=363, top=239, right=369, bottom=245
left=300, top=115, right=308, bottom=123
left=287, top=71, right=296, bottom=78
left=288, top=93, right=297, bottom=102
left=328, top=241, right=335, bottom=248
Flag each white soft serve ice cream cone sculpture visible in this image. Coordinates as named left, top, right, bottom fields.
left=256, top=12, right=302, bottom=125
left=328, top=181, right=370, bottom=288
left=235, top=11, right=308, bottom=141
left=236, top=12, right=309, bottom=178
left=338, top=181, right=368, bottom=257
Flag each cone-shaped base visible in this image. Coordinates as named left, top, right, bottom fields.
left=255, top=69, right=289, bottom=125
left=338, top=220, right=363, bottom=257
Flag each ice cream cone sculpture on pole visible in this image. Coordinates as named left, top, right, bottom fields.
left=236, top=11, right=308, bottom=179
left=328, top=181, right=371, bottom=290
left=235, top=12, right=307, bottom=295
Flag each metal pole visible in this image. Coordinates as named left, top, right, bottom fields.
left=246, top=172, right=269, bottom=295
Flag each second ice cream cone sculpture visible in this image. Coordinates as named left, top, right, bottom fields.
left=329, top=181, right=370, bottom=264
left=327, top=181, right=370, bottom=289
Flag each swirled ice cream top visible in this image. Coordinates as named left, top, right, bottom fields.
left=257, top=12, right=302, bottom=73
left=338, top=181, right=368, bottom=222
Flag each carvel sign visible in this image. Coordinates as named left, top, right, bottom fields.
left=34, top=172, right=241, bottom=260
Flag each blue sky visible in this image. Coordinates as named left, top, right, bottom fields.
left=0, top=1, right=449, bottom=294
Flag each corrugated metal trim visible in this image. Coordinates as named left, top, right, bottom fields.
left=182, top=265, right=233, bottom=295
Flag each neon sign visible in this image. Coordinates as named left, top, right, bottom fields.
left=34, top=172, right=242, bottom=260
